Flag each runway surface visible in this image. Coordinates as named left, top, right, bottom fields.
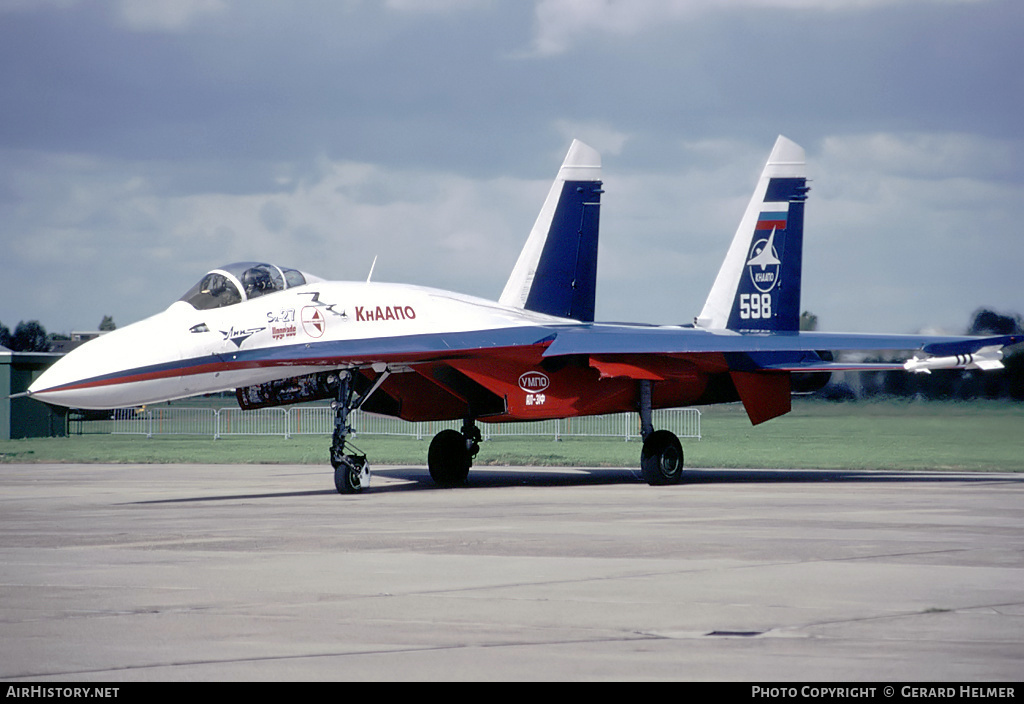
left=1, top=463, right=1022, bottom=681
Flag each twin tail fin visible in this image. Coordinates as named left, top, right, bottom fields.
left=502, top=135, right=805, bottom=332
left=500, top=140, right=603, bottom=322
left=696, top=135, right=809, bottom=332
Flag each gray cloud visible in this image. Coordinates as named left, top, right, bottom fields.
left=1, top=0, right=1021, bottom=336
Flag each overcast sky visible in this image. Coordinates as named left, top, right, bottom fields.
left=2, top=0, right=1021, bottom=336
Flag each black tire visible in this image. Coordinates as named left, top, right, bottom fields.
left=640, top=430, right=684, bottom=485
left=333, top=455, right=367, bottom=494
left=428, top=429, right=471, bottom=486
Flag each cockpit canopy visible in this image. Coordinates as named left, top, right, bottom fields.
left=179, top=262, right=313, bottom=311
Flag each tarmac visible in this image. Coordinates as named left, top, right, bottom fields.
left=1, top=462, right=1022, bottom=682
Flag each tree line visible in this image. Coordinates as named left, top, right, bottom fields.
left=0, top=316, right=116, bottom=352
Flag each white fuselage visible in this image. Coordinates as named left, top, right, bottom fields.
left=28, top=281, right=572, bottom=410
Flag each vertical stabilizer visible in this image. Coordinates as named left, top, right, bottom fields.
left=499, top=140, right=603, bottom=321
left=696, top=136, right=809, bottom=332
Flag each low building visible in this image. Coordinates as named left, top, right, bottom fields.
left=0, top=346, right=67, bottom=439
left=48, top=331, right=104, bottom=355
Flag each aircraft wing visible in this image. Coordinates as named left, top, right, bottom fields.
left=242, top=324, right=1018, bottom=425
left=537, top=325, right=1022, bottom=425
left=542, top=325, right=1022, bottom=360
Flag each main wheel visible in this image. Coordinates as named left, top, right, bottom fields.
left=428, top=429, right=471, bottom=486
left=333, top=454, right=368, bottom=494
left=640, top=430, right=684, bottom=485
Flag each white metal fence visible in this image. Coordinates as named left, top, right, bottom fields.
left=105, top=407, right=700, bottom=441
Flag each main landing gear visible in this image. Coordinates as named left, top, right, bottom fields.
left=328, top=367, right=482, bottom=493
left=637, top=380, right=684, bottom=485
left=427, top=419, right=481, bottom=486
left=327, top=374, right=682, bottom=493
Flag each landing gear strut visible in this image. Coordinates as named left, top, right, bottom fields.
left=330, top=370, right=370, bottom=494
left=428, top=419, right=481, bottom=486
left=637, top=380, right=684, bottom=485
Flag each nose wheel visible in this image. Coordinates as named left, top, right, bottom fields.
left=329, top=369, right=374, bottom=494
left=333, top=452, right=369, bottom=494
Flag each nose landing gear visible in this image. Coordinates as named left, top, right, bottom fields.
left=328, top=374, right=684, bottom=494
left=329, top=368, right=391, bottom=494
left=332, top=451, right=369, bottom=494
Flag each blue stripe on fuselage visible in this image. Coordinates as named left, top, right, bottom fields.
left=35, top=326, right=568, bottom=393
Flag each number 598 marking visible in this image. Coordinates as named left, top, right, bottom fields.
left=739, top=293, right=772, bottom=319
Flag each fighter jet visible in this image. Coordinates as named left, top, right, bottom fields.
left=26, top=137, right=1021, bottom=493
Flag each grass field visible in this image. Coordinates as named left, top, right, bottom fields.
left=2, top=399, right=1022, bottom=472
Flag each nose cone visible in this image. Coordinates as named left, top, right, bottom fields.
left=28, top=312, right=182, bottom=409
left=29, top=330, right=134, bottom=409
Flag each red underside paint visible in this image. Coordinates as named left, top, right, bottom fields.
left=729, top=371, right=792, bottom=425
